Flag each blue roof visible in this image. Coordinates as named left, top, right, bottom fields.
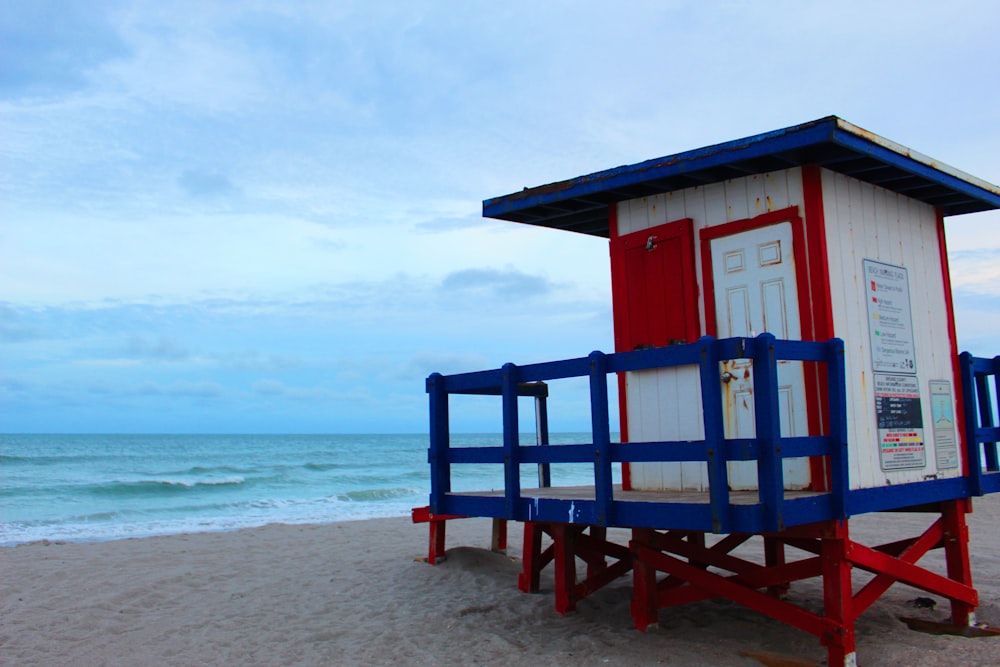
left=482, top=116, right=1000, bottom=237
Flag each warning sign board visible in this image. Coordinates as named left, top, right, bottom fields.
left=864, top=259, right=917, bottom=374
left=875, top=373, right=925, bottom=471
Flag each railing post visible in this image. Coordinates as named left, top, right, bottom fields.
left=589, top=351, right=613, bottom=527
left=753, top=333, right=784, bottom=532
left=826, top=338, right=849, bottom=518
left=959, top=352, right=985, bottom=495
left=989, top=355, right=1000, bottom=472
left=981, top=357, right=1000, bottom=472
left=502, top=363, right=521, bottom=519
left=536, top=393, right=551, bottom=488
left=991, top=356, right=1000, bottom=471
left=698, top=336, right=730, bottom=533
left=427, top=372, right=450, bottom=515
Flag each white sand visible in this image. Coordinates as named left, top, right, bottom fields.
left=3, top=495, right=999, bottom=666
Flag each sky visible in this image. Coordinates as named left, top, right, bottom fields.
left=2, top=1, right=998, bottom=434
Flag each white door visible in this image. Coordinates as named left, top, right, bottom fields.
left=710, top=221, right=811, bottom=490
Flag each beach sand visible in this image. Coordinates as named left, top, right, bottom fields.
left=3, top=495, right=999, bottom=666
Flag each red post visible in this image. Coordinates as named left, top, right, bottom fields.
left=491, top=518, right=508, bottom=552
left=552, top=523, right=578, bottom=615
left=429, top=519, right=447, bottom=565
left=631, top=528, right=659, bottom=631
left=941, top=499, right=976, bottom=626
left=821, top=521, right=856, bottom=667
left=518, top=521, right=544, bottom=593
left=764, top=536, right=789, bottom=597
left=587, top=526, right=609, bottom=578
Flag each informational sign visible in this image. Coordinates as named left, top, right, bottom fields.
left=929, top=380, right=959, bottom=470
left=864, top=259, right=917, bottom=374
left=875, top=373, right=926, bottom=471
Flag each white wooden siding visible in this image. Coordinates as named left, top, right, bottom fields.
left=618, top=168, right=804, bottom=491
left=821, top=168, right=959, bottom=489
left=619, top=166, right=959, bottom=493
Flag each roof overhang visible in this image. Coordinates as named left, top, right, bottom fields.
left=482, top=116, right=1000, bottom=238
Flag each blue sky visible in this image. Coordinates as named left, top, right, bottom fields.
left=2, top=1, right=998, bottom=433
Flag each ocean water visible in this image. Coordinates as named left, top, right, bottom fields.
left=1, top=433, right=611, bottom=546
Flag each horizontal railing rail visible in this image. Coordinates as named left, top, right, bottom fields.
left=428, top=334, right=849, bottom=533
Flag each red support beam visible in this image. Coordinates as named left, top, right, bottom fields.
left=491, top=518, right=508, bottom=552
left=428, top=519, right=447, bottom=565
left=411, top=506, right=466, bottom=564
left=518, top=521, right=545, bottom=593
left=820, top=522, right=857, bottom=667
left=517, top=507, right=981, bottom=667
left=551, top=523, right=579, bottom=615
left=941, top=499, right=976, bottom=625
left=764, top=536, right=789, bottom=597
left=847, top=541, right=977, bottom=607
left=852, top=518, right=944, bottom=616
left=631, top=528, right=659, bottom=631
left=635, top=542, right=838, bottom=640
left=659, top=556, right=823, bottom=608
left=585, top=526, right=609, bottom=578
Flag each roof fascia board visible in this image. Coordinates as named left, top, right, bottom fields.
left=835, top=119, right=1000, bottom=198
left=483, top=118, right=837, bottom=220
left=830, top=123, right=1000, bottom=207
left=483, top=117, right=1000, bottom=221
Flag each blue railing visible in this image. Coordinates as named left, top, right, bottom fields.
left=960, top=353, right=1000, bottom=495
left=428, top=334, right=848, bottom=533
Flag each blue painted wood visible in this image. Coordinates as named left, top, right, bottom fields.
left=519, top=444, right=592, bottom=464
left=610, top=441, right=712, bottom=463
left=960, top=352, right=984, bottom=495
left=590, top=351, right=614, bottom=527
left=722, top=439, right=760, bottom=461
left=427, top=373, right=450, bottom=514
left=501, top=362, right=521, bottom=519
left=607, top=344, right=703, bottom=373
left=771, top=338, right=838, bottom=361
left=615, top=501, right=715, bottom=531
left=781, top=493, right=835, bottom=525
left=445, top=437, right=829, bottom=466
left=779, top=435, right=836, bottom=459
left=826, top=338, right=849, bottom=519
left=427, top=341, right=999, bottom=534
left=978, top=358, right=1000, bottom=472
left=508, top=356, right=591, bottom=384
left=753, top=333, right=784, bottom=532
left=447, top=447, right=506, bottom=464
left=847, top=477, right=972, bottom=515
left=519, top=497, right=599, bottom=525
left=978, top=426, right=1000, bottom=442
left=698, top=336, right=731, bottom=533
left=976, top=374, right=998, bottom=472
left=440, top=368, right=503, bottom=394
left=983, top=473, right=1000, bottom=494
left=441, top=494, right=505, bottom=518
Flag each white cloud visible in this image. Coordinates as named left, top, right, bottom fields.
left=1, top=0, right=998, bottom=432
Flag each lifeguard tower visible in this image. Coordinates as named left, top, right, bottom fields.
left=414, top=117, right=1000, bottom=666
